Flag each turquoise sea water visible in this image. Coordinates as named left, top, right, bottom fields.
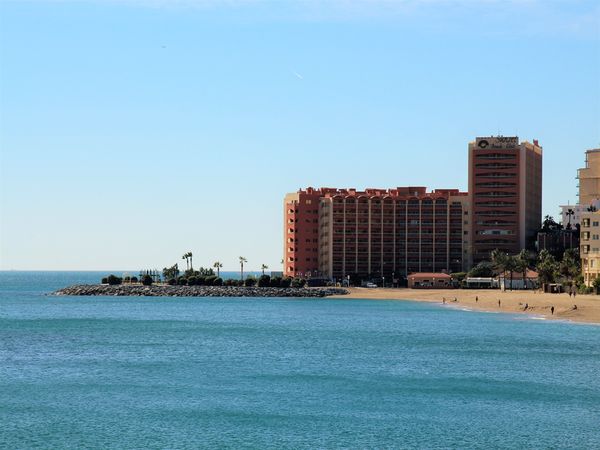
left=1, top=272, right=600, bottom=449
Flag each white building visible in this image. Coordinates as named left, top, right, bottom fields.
left=560, top=200, right=600, bottom=228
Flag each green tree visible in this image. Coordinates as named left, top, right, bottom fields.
left=467, top=262, right=495, bottom=278
left=258, top=274, right=271, bottom=287
left=213, top=261, right=223, bottom=278
left=141, top=274, right=153, bottom=286
left=536, top=249, right=558, bottom=286
left=491, top=249, right=517, bottom=290
left=592, top=276, right=600, bottom=293
left=559, top=248, right=581, bottom=285
left=162, top=264, right=179, bottom=282
left=261, top=264, right=268, bottom=276
left=107, top=274, right=122, bottom=285
left=239, top=256, right=247, bottom=281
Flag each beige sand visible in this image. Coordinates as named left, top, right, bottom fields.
left=331, top=288, right=600, bottom=324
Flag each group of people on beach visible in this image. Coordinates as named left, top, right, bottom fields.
left=440, top=295, right=578, bottom=317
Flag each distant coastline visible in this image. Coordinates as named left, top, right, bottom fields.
left=52, top=284, right=348, bottom=298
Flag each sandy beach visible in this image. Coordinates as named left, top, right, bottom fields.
left=331, top=288, right=600, bottom=324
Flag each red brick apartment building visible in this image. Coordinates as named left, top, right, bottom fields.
left=284, top=187, right=469, bottom=280
left=468, top=136, right=542, bottom=265
left=284, top=136, right=543, bottom=280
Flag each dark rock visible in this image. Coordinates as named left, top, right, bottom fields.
left=50, top=284, right=349, bottom=298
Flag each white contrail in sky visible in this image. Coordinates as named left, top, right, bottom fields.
left=293, top=71, right=304, bottom=80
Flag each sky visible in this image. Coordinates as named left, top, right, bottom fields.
left=0, top=0, right=599, bottom=271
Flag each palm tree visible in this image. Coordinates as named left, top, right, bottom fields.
left=261, top=264, right=268, bottom=276
left=516, top=249, right=530, bottom=290
left=239, top=256, right=247, bottom=281
left=213, top=261, right=223, bottom=278
left=565, top=208, right=574, bottom=229
left=188, top=252, right=193, bottom=271
left=182, top=253, right=189, bottom=271
left=491, top=249, right=512, bottom=290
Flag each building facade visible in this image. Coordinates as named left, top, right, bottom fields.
left=580, top=214, right=600, bottom=286
left=578, top=149, right=600, bottom=206
left=468, top=136, right=542, bottom=265
left=578, top=149, right=600, bottom=286
left=284, top=187, right=469, bottom=280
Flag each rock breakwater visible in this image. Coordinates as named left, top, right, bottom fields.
left=52, top=284, right=349, bottom=298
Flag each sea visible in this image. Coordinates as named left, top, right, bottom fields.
left=1, top=271, right=599, bottom=449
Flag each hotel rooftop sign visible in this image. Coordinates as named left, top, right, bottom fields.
left=476, top=136, right=519, bottom=149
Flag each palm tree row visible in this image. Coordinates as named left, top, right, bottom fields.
left=182, top=251, right=193, bottom=271
left=491, top=249, right=531, bottom=291
left=174, top=253, right=277, bottom=282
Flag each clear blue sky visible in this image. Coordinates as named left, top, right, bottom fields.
left=1, top=0, right=599, bottom=271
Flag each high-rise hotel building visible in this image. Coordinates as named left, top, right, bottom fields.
left=468, top=136, right=542, bottom=265
left=284, top=187, right=469, bottom=280
left=578, top=148, right=600, bottom=286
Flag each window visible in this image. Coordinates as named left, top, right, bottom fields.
left=594, top=221, right=599, bottom=227
left=594, top=235, right=599, bottom=240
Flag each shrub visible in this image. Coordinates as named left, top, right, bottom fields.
left=123, top=276, right=131, bottom=283
left=107, top=274, right=122, bottom=285
left=213, top=277, right=223, bottom=286
left=258, top=275, right=271, bottom=287
left=141, top=274, right=153, bottom=286
left=205, top=276, right=217, bottom=286
left=244, top=277, right=256, bottom=287
left=167, top=278, right=177, bottom=286
left=177, top=277, right=188, bottom=286
left=280, top=277, right=292, bottom=288
left=451, top=272, right=467, bottom=282
left=270, top=276, right=281, bottom=287
left=187, top=276, right=198, bottom=286
left=101, top=277, right=108, bottom=284
left=131, top=276, right=138, bottom=283
left=593, top=276, right=600, bottom=290
left=291, top=278, right=306, bottom=288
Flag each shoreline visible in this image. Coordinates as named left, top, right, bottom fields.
left=330, top=288, right=600, bottom=325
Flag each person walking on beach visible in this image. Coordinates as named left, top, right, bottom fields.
left=475, top=296, right=478, bottom=303
left=443, top=297, right=446, bottom=304
left=573, top=287, right=577, bottom=298
left=551, top=306, right=554, bottom=315
left=524, top=303, right=528, bottom=311
left=498, top=299, right=501, bottom=308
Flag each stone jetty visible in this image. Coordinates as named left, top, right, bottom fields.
left=52, top=284, right=349, bottom=298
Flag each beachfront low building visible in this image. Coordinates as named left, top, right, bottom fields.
left=496, top=269, right=539, bottom=290
left=407, top=272, right=453, bottom=288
